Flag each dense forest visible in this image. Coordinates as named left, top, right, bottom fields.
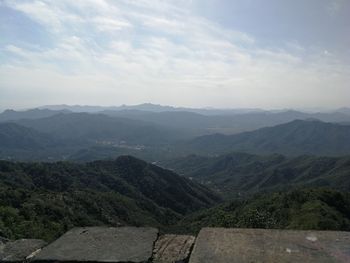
left=0, top=156, right=219, bottom=241
left=174, top=188, right=350, bottom=234
left=1, top=156, right=350, bottom=241
left=161, top=152, right=350, bottom=197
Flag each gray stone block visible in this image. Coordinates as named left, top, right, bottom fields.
left=33, top=226, right=158, bottom=263
left=0, top=239, right=47, bottom=263
left=189, top=228, right=350, bottom=263
left=153, top=234, right=195, bottom=263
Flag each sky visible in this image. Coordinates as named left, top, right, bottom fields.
left=0, top=0, right=349, bottom=110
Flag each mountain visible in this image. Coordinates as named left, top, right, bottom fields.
left=40, top=103, right=265, bottom=115
left=0, top=112, right=192, bottom=161
left=175, top=188, right=350, bottom=233
left=0, top=156, right=220, bottom=241
left=0, top=123, right=58, bottom=150
left=102, top=109, right=350, bottom=136
left=68, top=145, right=178, bottom=163
left=39, top=104, right=116, bottom=113
left=39, top=103, right=193, bottom=113
left=42, top=103, right=350, bottom=118
left=161, top=152, right=350, bottom=197
left=4, top=115, right=350, bottom=162
left=15, top=112, right=188, bottom=146
left=183, top=120, right=350, bottom=156
left=336, top=107, right=350, bottom=115
left=0, top=108, right=69, bottom=122
left=10, top=106, right=350, bottom=138
left=102, top=110, right=216, bottom=136
left=0, top=122, right=89, bottom=162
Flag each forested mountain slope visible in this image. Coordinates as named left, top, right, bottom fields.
left=15, top=113, right=187, bottom=145
left=0, top=123, right=59, bottom=150
left=183, top=120, right=350, bottom=156
left=0, top=156, right=220, bottom=240
left=161, top=152, right=350, bottom=197
left=175, top=188, right=350, bottom=233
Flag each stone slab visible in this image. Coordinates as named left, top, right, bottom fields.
left=153, top=234, right=195, bottom=263
left=189, top=228, right=350, bottom=263
left=0, top=239, right=47, bottom=263
left=33, top=227, right=158, bottom=263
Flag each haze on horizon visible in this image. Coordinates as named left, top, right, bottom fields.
left=1, top=0, right=349, bottom=110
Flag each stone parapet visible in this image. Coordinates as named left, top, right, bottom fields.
left=1, top=227, right=349, bottom=263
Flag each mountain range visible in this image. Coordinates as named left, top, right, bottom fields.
left=0, top=108, right=69, bottom=122
left=182, top=119, right=350, bottom=156
left=38, top=103, right=265, bottom=115
left=1, top=114, right=350, bottom=161
left=2, top=106, right=350, bottom=137
left=14, top=112, right=187, bottom=145
left=102, top=108, right=350, bottom=135
left=38, top=103, right=350, bottom=116
left=0, top=112, right=188, bottom=161
left=1, top=104, right=350, bottom=241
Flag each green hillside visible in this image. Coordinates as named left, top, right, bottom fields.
left=0, top=123, right=59, bottom=150
left=161, top=152, right=350, bottom=197
left=175, top=188, right=350, bottom=233
left=0, top=156, right=220, bottom=241
left=183, top=120, right=350, bottom=156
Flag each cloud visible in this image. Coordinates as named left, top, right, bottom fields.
left=326, top=0, right=345, bottom=15
left=0, top=0, right=349, bottom=109
left=93, top=17, right=132, bottom=31
left=5, top=0, right=84, bottom=32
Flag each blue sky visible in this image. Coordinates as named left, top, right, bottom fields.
left=0, top=0, right=349, bottom=110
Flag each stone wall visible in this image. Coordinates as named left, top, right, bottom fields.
left=1, top=227, right=349, bottom=263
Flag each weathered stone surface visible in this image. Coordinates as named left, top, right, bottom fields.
left=189, top=228, right=350, bottom=263
left=153, top=234, right=195, bottom=263
left=0, top=239, right=47, bottom=263
left=33, top=226, right=158, bottom=263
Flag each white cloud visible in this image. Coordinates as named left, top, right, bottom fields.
left=6, top=0, right=84, bottom=32
left=93, top=17, right=132, bottom=31
left=326, top=0, right=345, bottom=15
left=1, top=0, right=349, bottom=109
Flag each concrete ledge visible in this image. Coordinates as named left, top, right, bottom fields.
left=33, top=227, right=158, bottom=263
left=4, top=227, right=350, bottom=263
left=189, top=228, right=350, bottom=263
left=0, top=239, right=47, bottom=263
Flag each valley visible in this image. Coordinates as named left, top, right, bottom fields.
left=1, top=105, right=350, bottom=242
left=2, top=2, right=350, bottom=260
